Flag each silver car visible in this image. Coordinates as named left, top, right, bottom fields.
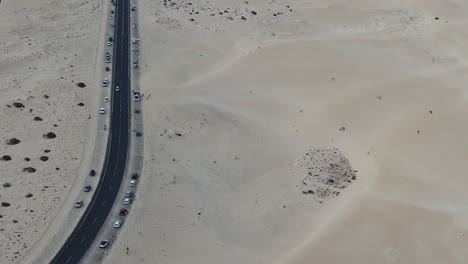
left=113, top=220, right=123, bottom=228
left=124, top=198, right=132, bottom=205
left=74, top=200, right=83, bottom=208
left=129, top=180, right=136, bottom=187
left=99, top=240, right=109, bottom=248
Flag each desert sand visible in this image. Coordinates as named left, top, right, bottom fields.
left=103, top=0, right=468, bottom=263
left=0, top=0, right=107, bottom=263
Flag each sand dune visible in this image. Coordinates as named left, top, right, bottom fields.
left=3, top=0, right=468, bottom=263
left=102, top=0, right=468, bottom=263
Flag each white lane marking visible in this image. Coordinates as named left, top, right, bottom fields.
left=101, top=200, right=106, bottom=207
left=66, top=257, right=72, bottom=264
left=80, top=236, right=87, bottom=244
left=109, top=185, right=112, bottom=191
left=92, top=217, right=98, bottom=224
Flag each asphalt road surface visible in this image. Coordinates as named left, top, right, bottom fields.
left=50, top=0, right=131, bottom=263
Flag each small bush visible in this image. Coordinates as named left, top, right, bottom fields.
left=6, top=138, right=20, bottom=145
left=23, top=167, right=36, bottom=173
left=44, top=132, right=56, bottom=139
left=1, top=155, right=12, bottom=161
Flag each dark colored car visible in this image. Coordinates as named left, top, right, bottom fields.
left=131, top=173, right=139, bottom=180
left=90, top=170, right=96, bottom=176
left=135, top=131, right=142, bottom=137
left=106, top=67, right=110, bottom=72
left=119, top=208, right=128, bottom=216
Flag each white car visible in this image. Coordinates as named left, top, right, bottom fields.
left=104, top=97, right=109, bottom=102
left=107, top=42, right=112, bottom=46
left=102, top=78, right=109, bottom=87
left=131, top=48, right=139, bottom=52
left=74, top=200, right=83, bottom=208
left=132, top=24, right=137, bottom=29
left=99, top=240, right=109, bottom=248
left=115, top=86, right=120, bottom=92
left=113, top=220, right=123, bottom=228
left=109, top=15, right=113, bottom=19
left=124, top=198, right=132, bottom=205
left=125, top=191, right=132, bottom=197
left=129, top=180, right=136, bottom=187
left=99, top=107, right=105, bottom=114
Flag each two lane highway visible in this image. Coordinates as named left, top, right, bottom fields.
left=50, top=0, right=131, bottom=263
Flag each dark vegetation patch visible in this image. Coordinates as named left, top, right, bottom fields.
left=25, top=193, right=33, bottom=198
left=43, top=132, right=56, bottom=139
left=1, top=202, right=11, bottom=207
left=1, top=155, right=12, bottom=161
left=6, top=138, right=21, bottom=145
left=23, top=167, right=36, bottom=173
left=39, top=156, right=49, bottom=161
left=34, top=116, right=43, bottom=121
left=76, top=82, right=86, bottom=88
left=77, top=103, right=84, bottom=106
left=13, top=103, right=25, bottom=108
left=3, top=183, right=12, bottom=188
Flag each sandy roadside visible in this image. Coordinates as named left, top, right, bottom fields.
left=100, top=0, right=468, bottom=263
left=0, top=0, right=109, bottom=263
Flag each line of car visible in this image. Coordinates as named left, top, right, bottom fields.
left=96, top=0, right=140, bottom=250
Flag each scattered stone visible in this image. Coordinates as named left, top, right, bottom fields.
left=1, top=202, right=11, bottom=207
left=6, top=138, right=21, bottom=145
left=39, top=156, right=49, bottom=161
left=76, top=82, right=86, bottom=88
left=1, top=155, right=12, bottom=161
left=34, top=116, right=43, bottom=121
left=43, top=132, right=56, bottom=139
